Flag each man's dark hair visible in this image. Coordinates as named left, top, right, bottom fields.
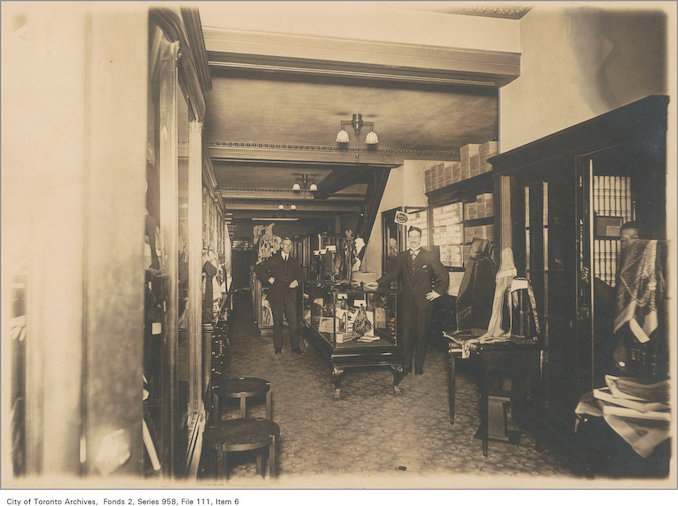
left=281, top=236, right=293, bottom=242
left=620, top=221, right=639, bottom=233
left=408, top=226, right=422, bottom=236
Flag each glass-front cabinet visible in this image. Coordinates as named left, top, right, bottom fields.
left=303, top=281, right=404, bottom=397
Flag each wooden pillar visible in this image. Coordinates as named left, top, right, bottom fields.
left=498, top=174, right=513, bottom=253
left=189, top=121, right=204, bottom=411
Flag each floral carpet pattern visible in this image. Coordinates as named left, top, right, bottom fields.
left=201, top=293, right=576, bottom=487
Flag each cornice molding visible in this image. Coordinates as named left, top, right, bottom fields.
left=204, top=28, right=520, bottom=88
left=208, top=141, right=459, bottom=160
left=219, top=189, right=363, bottom=201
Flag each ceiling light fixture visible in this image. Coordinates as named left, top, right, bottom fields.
left=336, top=113, right=378, bottom=149
left=292, top=174, right=317, bottom=193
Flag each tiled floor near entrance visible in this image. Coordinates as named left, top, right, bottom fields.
left=200, top=292, right=575, bottom=487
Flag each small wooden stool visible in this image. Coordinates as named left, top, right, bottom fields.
left=213, top=377, right=271, bottom=423
left=203, top=418, right=280, bottom=479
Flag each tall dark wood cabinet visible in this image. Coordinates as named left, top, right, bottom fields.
left=489, top=96, right=669, bottom=441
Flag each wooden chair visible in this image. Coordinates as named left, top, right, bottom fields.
left=211, top=376, right=272, bottom=424
left=203, top=417, right=279, bottom=480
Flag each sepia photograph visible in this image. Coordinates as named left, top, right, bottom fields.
left=1, top=0, right=676, bottom=498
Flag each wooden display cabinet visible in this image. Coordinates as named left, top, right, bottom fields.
left=488, top=95, right=669, bottom=461
left=302, top=281, right=405, bottom=398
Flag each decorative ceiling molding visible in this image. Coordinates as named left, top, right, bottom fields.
left=208, top=141, right=459, bottom=164
left=222, top=200, right=361, bottom=213
left=204, top=28, right=520, bottom=88
left=219, top=189, right=363, bottom=202
left=445, top=5, right=533, bottom=20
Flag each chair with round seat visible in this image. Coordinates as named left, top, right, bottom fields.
left=203, top=417, right=280, bottom=480
left=212, top=376, right=271, bottom=424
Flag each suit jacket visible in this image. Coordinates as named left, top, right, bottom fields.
left=254, top=253, right=304, bottom=301
left=378, top=248, right=449, bottom=307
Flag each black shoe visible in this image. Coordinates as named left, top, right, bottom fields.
left=292, top=348, right=304, bottom=355
left=274, top=349, right=282, bottom=354
left=415, top=368, right=423, bottom=375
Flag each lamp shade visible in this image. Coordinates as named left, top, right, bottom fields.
left=292, top=183, right=301, bottom=192
left=290, top=204, right=297, bottom=210
left=365, top=130, right=379, bottom=145
left=278, top=204, right=285, bottom=210
left=309, top=183, right=318, bottom=192
left=336, top=129, right=350, bottom=143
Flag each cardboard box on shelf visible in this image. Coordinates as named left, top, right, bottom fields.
left=443, top=162, right=454, bottom=187
left=425, top=168, right=433, bottom=193
left=464, top=201, right=478, bottom=221
left=460, top=143, right=479, bottom=180
left=479, top=141, right=498, bottom=173
left=460, top=143, right=480, bottom=160
left=463, top=244, right=471, bottom=265
left=470, top=153, right=480, bottom=177
left=479, top=140, right=498, bottom=160
left=451, top=161, right=461, bottom=183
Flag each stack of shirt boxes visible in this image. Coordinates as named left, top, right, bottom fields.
left=459, top=140, right=498, bottom=180
left=425, top=161, right=458, bottom=192
left=432, top=203, right=464, bottom=268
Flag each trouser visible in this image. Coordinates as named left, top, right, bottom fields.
left=270, top=293, right=300, bottom=351
left=401, top=301, right=433, bottom=372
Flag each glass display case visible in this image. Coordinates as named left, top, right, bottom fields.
left=303, top=281, right=404, bottom=397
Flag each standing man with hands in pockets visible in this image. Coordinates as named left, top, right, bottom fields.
left=378, top=226, right=448, bottom=376
left=255, top=237, right=305, bottom=354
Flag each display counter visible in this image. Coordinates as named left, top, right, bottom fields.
left=302, top=281, right=404, bottom=397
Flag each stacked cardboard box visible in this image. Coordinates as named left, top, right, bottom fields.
left=464, top=201, right=478, bottom=220
left=464, top=224, right=495, bottom=243
left=442, top=162, right=454, bottom=187
left=470, top=153, right=481, bottom=178
left=439, top=245, right=463, bottom=268
left=432, top=202, right=464, bottom=267
left=425, top=167, right=433, bottom=193
left=463, top=244, right=471, bottom=265
left=478, top=141, right=498, bottom=173
left=451, top=161, right=461, bottom=183
left=460, top=144, right=479, bottom=181
left=476, top=192, right=494, bottom=217
left=426, top=161, right=461, bottom=192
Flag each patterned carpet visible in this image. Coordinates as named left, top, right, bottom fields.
left=200, top=292, right=577, bottom=488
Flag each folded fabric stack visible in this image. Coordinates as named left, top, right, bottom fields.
left=575, top=374, right=671, bottom=458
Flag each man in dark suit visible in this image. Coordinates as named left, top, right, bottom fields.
left=254, top=237, right=304, bottom=354
left=378, top=226, right=449, bottom=375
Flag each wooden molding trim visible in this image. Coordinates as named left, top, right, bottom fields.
left=150, top=8, right=207, bottom=121
left=219, top=189, right=362, bottom=202
left=223, top=200, right=362, bottom=212
left=490, top=95, right=669, bottom=174
left=204, top=28, right=520, bottom=87
left=208, top=141, right=459, bottom=165
left=180, top=8, right=212, bottom=95
left=201, top=139, right=217, bottom=191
